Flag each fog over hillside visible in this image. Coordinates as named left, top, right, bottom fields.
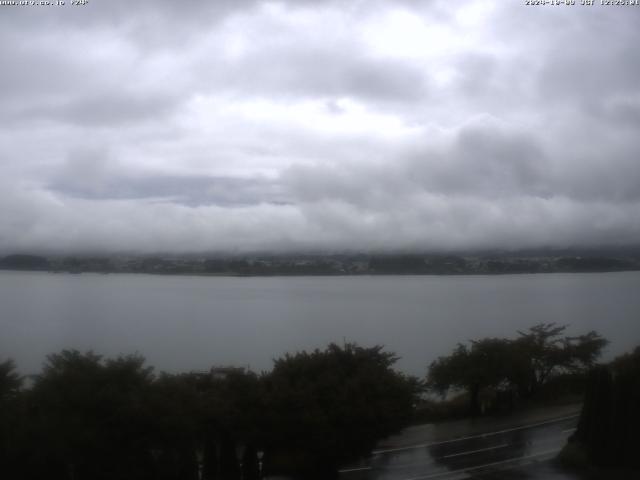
left=1, top=1, right=639, bottom=253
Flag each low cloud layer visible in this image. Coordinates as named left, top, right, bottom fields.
left=1, top=1, right=639, bottom=253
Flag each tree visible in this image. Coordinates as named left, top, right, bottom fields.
left=0, top=359, right=24, bottom=478
left=262, top=343, right=420, bottom=477
left=427, top=339, right=512, bottom=415
left=511, top=323, right=608, bottom=398
left=26, top=350, right=156, bottom=480
left=427, top=324, right=608, bottom=414
left=570, top=346, right=640, bottom=469
left=0, top=359, right=22, bottom=399
left=145, top=368, right=266, bottom=480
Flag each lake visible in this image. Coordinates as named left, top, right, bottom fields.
left=1, top=270, right=639, bottom=376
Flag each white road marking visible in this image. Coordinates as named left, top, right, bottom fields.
left=402, top=448, right=561, bottom=480
left=338, top=466, right=372, bottom=473
left=362, top=442, right=509, bottom=473
left=372, top=414, right=579, bottom=455
left=340, top=436, right=571, bottom=475
left=562, top=427, right=576, bottom=433
left=442, top=443, right=509, bottom=459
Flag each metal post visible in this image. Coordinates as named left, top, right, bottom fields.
left=235, top=443, right=246, bottom=480
left=196, top=448, right=204, bottom=480
left=257, top=450, right=264, bottom=479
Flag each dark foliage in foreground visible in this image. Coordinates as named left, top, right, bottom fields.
left=263, top=345, right=419, bottom=475
left=0, top=344, right=420, bottom=480
left=569, top=347, right=640, bottom=470
left=426, top=324, right=608, bottom=415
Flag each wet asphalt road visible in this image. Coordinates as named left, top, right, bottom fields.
left=338, top=411, right=580, bottom=480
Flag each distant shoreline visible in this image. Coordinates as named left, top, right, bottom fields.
left=1, top=267, right=639, bottom=278
left=2, top=252, right=639, bottom=278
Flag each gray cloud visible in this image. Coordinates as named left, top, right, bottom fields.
left=7, top=93, right=180, bottom=127
left=48, top=149, right=288, bottom=207
left=214, top=46, right=429, bottom=103
left=1, top=1, right=639, bottom=253
left=407, top=121, right=549, bottom=199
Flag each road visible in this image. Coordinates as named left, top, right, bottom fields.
left=338, top=406, right=583, bottom=480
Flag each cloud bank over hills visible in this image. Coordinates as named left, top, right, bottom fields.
left=1, top=1, right=639, bottom=253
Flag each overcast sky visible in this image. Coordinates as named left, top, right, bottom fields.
left=1, top=0, right=640, bottom=253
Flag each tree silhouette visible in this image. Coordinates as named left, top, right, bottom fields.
left=427, top=324, right=608, bottom=414
left=262, top=343, right=421, bottom=477
left=0, top=359, right=24, bottom=478
left=511, top=323, right=607, bottom=398
left=571, top=346, right=640, bottom=469
left=428, top=339, right=512, bottom=415
left=24, top=350, right=155, bottom=480
left=0, top=359, right=22, bottom=399
left=0, top=344, right=422, bottom=479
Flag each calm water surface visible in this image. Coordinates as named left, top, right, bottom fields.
left=1, top=271, right=639, bottom=376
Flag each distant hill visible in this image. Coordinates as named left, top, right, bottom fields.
left=0, top=251, right=638, bottom=276
left=0, top=254, right=49, bottom=270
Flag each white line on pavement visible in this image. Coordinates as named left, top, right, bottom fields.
left=338, top=466, right=373, bottom=473
left=340, top=437, right=571, bottom=475
left=442, top=443, right=509, bottom=459
left=372, top=414, right=579, bottom=455
left=341, top=442, right=510, bottom=475
left=402, top=448, right=561, bottom=480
